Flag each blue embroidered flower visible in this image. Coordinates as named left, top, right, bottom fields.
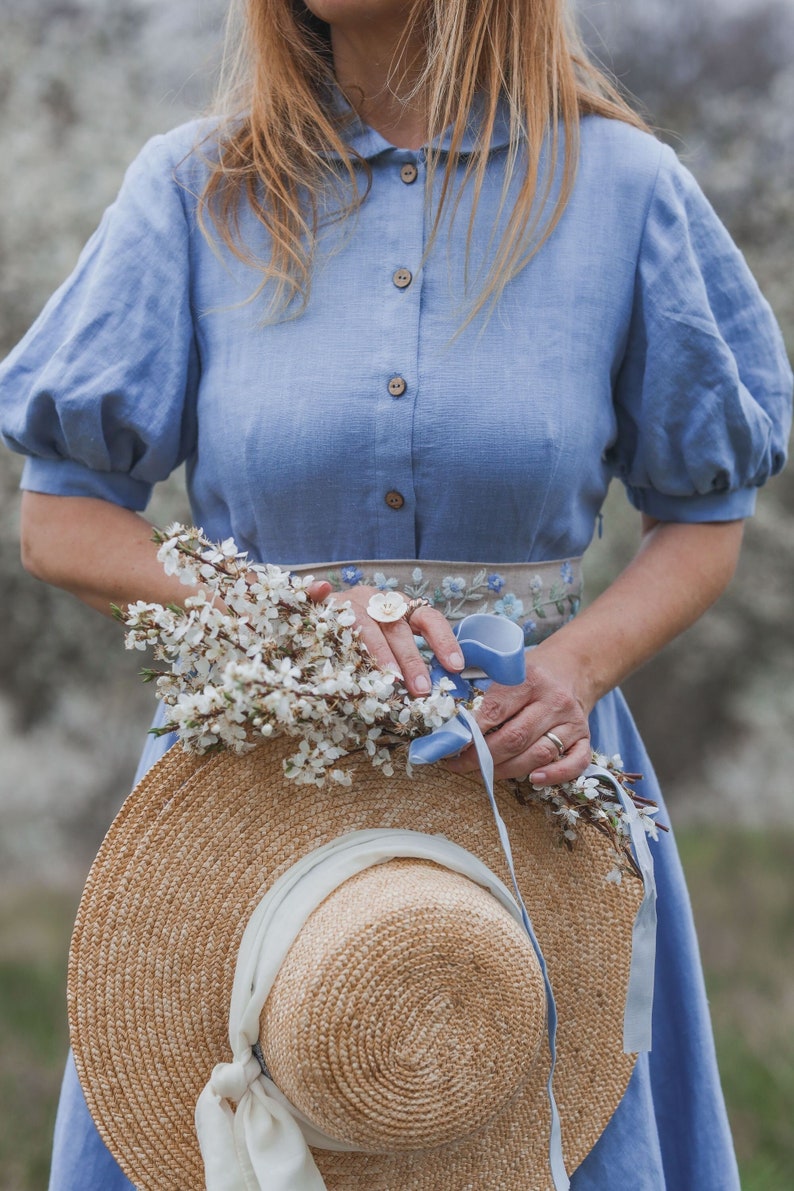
left=487, top=572, right=505, bottom=593
left=373, top=572, right=399, bottom=591
left=412, top=567, right=424, bottom=583
left=493, top=593, right=524, bottom=620
left=529, top=574, right=543, bottom=594
left=560, top=561, right=574, bottom=586
left=441, top=576, right=466, bottom=599
left=523, top=619, right=539, bottom=646
left=341, top=565, right=364, bottom=586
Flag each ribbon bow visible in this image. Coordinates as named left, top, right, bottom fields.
left=409, top=613, right=527, bottom=765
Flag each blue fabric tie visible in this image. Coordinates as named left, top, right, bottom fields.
left=409, top=613, right=660, bottom=1186
left=409, top=614, right=569, bottom=1190
left=583, top=763, right=657, bottom=1054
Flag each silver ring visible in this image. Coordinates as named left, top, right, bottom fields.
left=404, top=596, right=432, bottom=625
left=542, top=730, right=566, bottom=757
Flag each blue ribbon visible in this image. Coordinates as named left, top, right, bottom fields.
left=407, top=612, right=659, bottom=1182
left=584, top=763, right=657, bottom=1054
left=410, top=614, right=527, bottom=766
left=410, top=615, right=569, bottom=1191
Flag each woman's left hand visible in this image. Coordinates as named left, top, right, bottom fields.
left=443, top=653, right=592, bottom=786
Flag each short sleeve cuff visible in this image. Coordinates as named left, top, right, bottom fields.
left=625, top=484, right=757, bottom=522
left=21, top=456, right=153, bottom=510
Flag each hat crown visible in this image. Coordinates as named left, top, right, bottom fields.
left=260, top=858, right=547, bottom=1151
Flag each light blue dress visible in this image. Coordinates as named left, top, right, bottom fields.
left=1, top=102, right=791, bottom=1190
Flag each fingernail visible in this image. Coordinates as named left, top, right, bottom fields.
left=415, top=675, right=431, bottom=694
left=530, top=771, right=546, bottom=786
left=447, top=649, right=465, bottom=670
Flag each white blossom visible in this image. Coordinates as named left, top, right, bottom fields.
left=366, top=591, right=408, bottom=623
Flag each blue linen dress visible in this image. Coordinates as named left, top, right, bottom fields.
left=1, top=103, right=792, bottom=1190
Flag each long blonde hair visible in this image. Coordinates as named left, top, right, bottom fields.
left=199, top=0, right=647, bottom=321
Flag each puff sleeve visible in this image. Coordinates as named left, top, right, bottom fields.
left=608, top=142, right=792, bottom=521
left=0, top=132, right=199, bottom=509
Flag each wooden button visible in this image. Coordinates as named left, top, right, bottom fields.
left=393, top=268, right=412, bottom=289
left=385, top=490, right=405, bottom=509
left=388, top=376, right=407, bottom=397
left=400, top=162, right=418, bottom=184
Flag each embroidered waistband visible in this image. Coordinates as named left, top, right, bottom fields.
left=284, top=557, right=583, bottom=646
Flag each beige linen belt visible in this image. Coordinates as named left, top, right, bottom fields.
left=282, top=557, right=583, bottom=646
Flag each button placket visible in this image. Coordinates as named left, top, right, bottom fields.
left=373, top=152, right=425, bottom=555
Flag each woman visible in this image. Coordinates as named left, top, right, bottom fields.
left=1, top=0, right=791, bottom=1186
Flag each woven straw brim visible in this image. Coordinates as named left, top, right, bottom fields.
left=69, top=738, right=641, bottom=1190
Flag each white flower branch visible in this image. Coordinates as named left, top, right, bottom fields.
left=116, top=526, right=664, bottom=877
left=115, top=525, right=459, bottom=785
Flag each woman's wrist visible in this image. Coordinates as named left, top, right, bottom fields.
left=526, top=634, right=604, bottom=719
left=523, top=519, right=746, bottom=720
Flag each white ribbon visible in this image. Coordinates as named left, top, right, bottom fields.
left=195, top=828, right=529, bottom=1191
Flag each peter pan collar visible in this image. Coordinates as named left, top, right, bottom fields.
left=326, top=90, right=513, bottom=160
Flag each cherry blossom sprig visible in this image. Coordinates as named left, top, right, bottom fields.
left=116, top=525, right=459, bottom=785
left=117, top=525, right=663, bottom=878
left=510, top=755, right=666, bottom=882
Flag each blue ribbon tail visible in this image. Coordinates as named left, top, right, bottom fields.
left=406, top=610, right=651, bottom=1180
left=585, top=763, right=657, bottom=1054
left=458, top=707, right=569, bottom=1191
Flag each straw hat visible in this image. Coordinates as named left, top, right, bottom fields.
left=68, top=735, right=642, bottom=1190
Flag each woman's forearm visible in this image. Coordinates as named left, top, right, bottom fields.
left=20, top=492, right=196, bottom=617
left=533, top=517, right=745, bottom=714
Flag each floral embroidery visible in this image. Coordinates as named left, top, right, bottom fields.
left=318, top=559, right=582, bottom=645
left=372, top=571, right=399, bottom=591
left=441, top=576, right=466, bottom=599
left=493, top=594, right=525, bottom=621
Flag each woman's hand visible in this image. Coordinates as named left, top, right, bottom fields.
left=309, top=579, right=592, bottom=784
left=445, top=518, right=746, bottom=786
left=443, top=650, right=593, bottom=786
left=306, top=581, right=466, bottom=697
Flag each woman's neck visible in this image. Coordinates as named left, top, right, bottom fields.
left=330, top=20, right=429, bottom=149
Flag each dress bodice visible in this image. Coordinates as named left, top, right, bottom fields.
left=1, top=116, right=789, bottom=567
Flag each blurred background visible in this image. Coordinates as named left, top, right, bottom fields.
left=0, top=0, right=792, bottom=1186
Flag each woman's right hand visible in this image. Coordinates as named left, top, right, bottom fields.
left=306, top=581, right=465, bottom=697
